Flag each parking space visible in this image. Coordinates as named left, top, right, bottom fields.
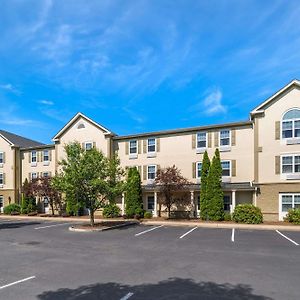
left=0, top=220, right=300, bottom=299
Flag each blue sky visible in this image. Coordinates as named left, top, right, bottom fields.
left=1, top=0, right=300, bottom=143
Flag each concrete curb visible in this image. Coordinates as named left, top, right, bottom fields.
left=69, top=221, right=139, bottom=232
left=141, top=220, right=300, bottom=231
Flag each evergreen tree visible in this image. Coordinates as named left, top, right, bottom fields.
left=125, top=167, right=143, bottom=217
left=206, top=148, right=224, bottom=221
left=200, top=151, right=210, bottom=220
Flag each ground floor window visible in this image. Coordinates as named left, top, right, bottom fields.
left=223, top=195, right=231, bottom=211
left=281, top=194, right=300, bottom=212
left=147, top=195, right=154, bottom=210
left=0, top=195, right=3, bottom=213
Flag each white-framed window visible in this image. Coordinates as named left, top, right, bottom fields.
left=221, top=161, right=231, bottom=177
left=84, top=142, right=93, bottom=150
left=31, top=172, right=37, bottom=180
left=281, top=155, right=300, bottom=174
left=0, top=195, right=3, bottom=212
left=223, top=195, right=231, bottom=211
left=0, top=173, right=3, bottom=186
left=43, top=150, right=49, bottom=162
left=147, top=138, right=156, bottom=153
left=282, top=109, right=300, bottom=139
left=129, top=140, right=138, bottom=154
left=0, top=152, right=3, bottom=164
left=220, top=130, right=230, bottom=146
left=147, top=195, right=155, bottom=210
left=197, top=162, right=202, bottom=178
left=147, top=165, right=156, bottom=180
left=43, top=172, right=49, bottom=178
left=31, top=151, right=37, bottom=163
left=281, top=194, right=300, bottom=212
left=197, top=132, right=207, bottom=149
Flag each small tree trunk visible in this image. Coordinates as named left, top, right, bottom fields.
left=50, top=202, right=55, bottom=215
left=168, top=206, right=171, bottom=219
left=158, top=203, right=162, bottom=217
left=90, top=209, right=95, bottom=227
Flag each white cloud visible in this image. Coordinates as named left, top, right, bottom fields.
left=0, top=83, right=20, bottom=95
left=123, top=107, right=145, bottom=124
left=39, top=99, right=54, bottom=105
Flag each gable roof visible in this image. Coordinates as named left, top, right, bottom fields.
left=52, top=112, right=115, bottom=141
left=0, top=129, right=44, bottom=148
left=251, top=79, right=300, bottom=116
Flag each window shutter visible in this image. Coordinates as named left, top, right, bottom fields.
left=156, top=164, right=161, bottom=172
left=28, top=173, right=31, bottom=180
left=208, top=132, right=212, bottom=148
left=28, top=152, right=31, bottom=163
left=82, top=142, right=85, bottom=149
left=156, top=138, right=160, bottom=152
left=2, top=173, right=5, bottom=185
left=231, top=160, right=236, bottom=177
left=214, top=132, right=219, bottom=147
left=138, top=165, right=142, bottom=175
left=49, top=150, right=52, bottom=161
left=143, top=140, right=147, bottom=153
left=2, top=152, right=5, bottom=163
left=231, top=129, right=236, bottom=146
left=192, top=162, right=196, bottom=178
left=275, top=156, right=280, bottom=174
left=37, top=151, right=41, bottom=162
left=192, top=134, right=196, bottom=149
left=138, top=140, right=142, bottom=154
left=143, top=165, right=147, bottom=180
left=125, top=142, right=129, bottom=155
left=275, top=121, right=280, bottom=140
left=93, top=142, right=96, bottom=148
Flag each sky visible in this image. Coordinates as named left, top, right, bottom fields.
left=1, top=0, right=300, bottom=144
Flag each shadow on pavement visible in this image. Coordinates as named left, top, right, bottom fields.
left=37, top=277, right=272, bottom=300
left=0, top=221, right=41, bottom=229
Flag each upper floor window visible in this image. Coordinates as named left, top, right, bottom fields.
left=197, top=162, right=202, bottom=178
left=221, top=161, right=231, bottom=177
left=282, top=109, right=300, bottom=139
left=0, top=173, right=3, bottom=185
left=220, top=130, right=230, bottom=146
left=84, top=142, right=93, bottom=150
left=0, top=152, right=3, bottom=164
left=282, top=155, right=300, bottom=174
left=43, top=172, right=49, bottom=178
left=43, top=150, right=49, bottom=162
left=147, top=165, right=156, bottom=180
left=31, top=151, right=37, bottom=163
left=129, top=140, right=137, bottom=154
left=147, top=138, right=156, bottom=153
left=197, top=132, right=207, bottom=149
left=31, top=172, right=37, bottom=180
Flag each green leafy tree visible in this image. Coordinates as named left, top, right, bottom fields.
left=200, top=151, right=210, bottom=220
left=21, top=178, right=37, bottom=214
left=125, top=167, right=143, bottom=218
left=206, top=148, right=224, bottom=221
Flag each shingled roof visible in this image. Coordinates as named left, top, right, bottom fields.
left=0, top=129, right=44, bottom=148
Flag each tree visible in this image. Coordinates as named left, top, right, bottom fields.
left=21, top=178, right=37, bottom=214
left=155, top=165, right=190, bottom=218
left=125, top=167, right=143, bottom=217
left=206, top=149, right=224, bottom=221
left=200, top=151, right=210, bottom=220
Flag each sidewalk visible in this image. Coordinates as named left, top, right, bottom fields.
left=1, top=214, right=300, bottom=231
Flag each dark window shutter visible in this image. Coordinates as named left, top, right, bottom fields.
left=192, top=162, right=196, bottom=178
left=275, top=156, right=280, bottom=174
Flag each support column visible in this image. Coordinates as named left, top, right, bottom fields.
left=231, top=190, right=236, bottom=214
left=121, top=192, right=125, bottom=215
left=153, top=191, right=158, bottom=217
left=190, top=190, right=196, bottom=218
left=254, top=188, right=257, bottom=206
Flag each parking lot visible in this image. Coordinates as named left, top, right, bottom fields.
left=0, top=218, right=300, bottom=299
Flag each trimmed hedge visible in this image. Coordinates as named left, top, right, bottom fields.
left=224, top=212, right=232, bottom=221
left=3, top=204, right=21, bottom=215
left=144, top=211, right=152, bottom=219
left=285, top=209, right=300, bottom=224
left=103, top=203, right=121, bottom=218
left=232, top=204, right=263, bottom=224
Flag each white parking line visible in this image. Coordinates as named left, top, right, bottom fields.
left=276, top=230, right=299, bottom=246
left=34, top=223, right=70, bottom=230
left=135, top=225, right=164, bottom=236
left=231, top=228, right=235, bottom=242
left=120, top=292, right=134, bottom=300
left=179, top=226, right=197, bottom=239
left=0, top=276, right=35, bottom=290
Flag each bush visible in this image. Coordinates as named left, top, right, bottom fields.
left=224, top=212, right=232, bottom=221
left=4, top=204, right=21, bottom=215
left=21, top=196, right=37, bottom=214
left=232, top=204, right=263, bottom=224
left=103, top=203, right=121, bottom=218
left=144, top=211, right=152, bottom=219
left=285, top=209, right=300, bottom=224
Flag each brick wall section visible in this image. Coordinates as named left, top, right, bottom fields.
left=257, top=183, right=300, bottom=221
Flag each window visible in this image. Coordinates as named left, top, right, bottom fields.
left=147, top=165, right=156, bottom=180
left=43, top=150, right=49, bottom=162
left=129, top=140, right=137, bottom=154
left=0, top=152, right=3, bottom=164
left=43, top=172, right=49, bottom=178
left=31, top=172, right=37, bottom=180
left=85, top=142, right=93, bottom=150
left=147, top=138, right=156, bottom=153
left=281, top=194, right=300, bottom=212
left=197, top=162, right=202, bottom=178
left=0, top=173, right=3, bottom=185
left=281, top=155, right=300, bottom=174
left=220, top=130, right=230, bottom=146
left=31, top=151, right=37, bottom=163
left=147, top=196, right=155, bottom=210
left=221, top=161, right=231, bottom=177
left=197, top=132, right=207, bottom=148
left=223, top=195, right=231, bottom=211
left=77, top=123, right=85, bottom=129
left=0, top=195, right=3, bottom=212
left=282, top=109, right=300, bottom=139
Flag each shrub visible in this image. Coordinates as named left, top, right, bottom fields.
left=144, top=211, right=152, bottom=219
left=103, top=203, right=121, bottom=218
left=232, top=204, right=263, bottom=224
left=285, top=209, right=300, bottom=224
left=224, top=212, right=232, bottom=221
left=21, top=196, right=37, bottom=214
left=134, top=207, right=144, bottom=219
left=3, top=204, right=21, bottom=215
